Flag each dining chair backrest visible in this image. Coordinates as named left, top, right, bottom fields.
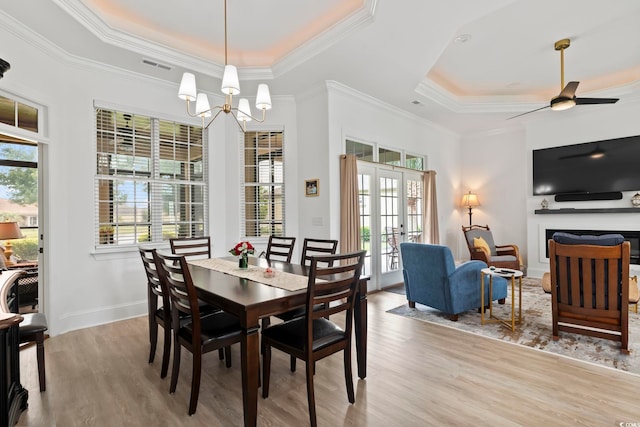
left=139, top=248, right=168, bottom=308
left=300, top=238, right=338, bottom=267
left=154, top=252, right=200, bottom=322
left=265, top=236, right=296, bottom=263
left=305, top=251, right=366, bottom=327
left=169, top=236, right=211, bottom=261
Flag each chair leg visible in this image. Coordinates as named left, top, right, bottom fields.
left=160, top=325, right=171, bottom=379
left=305, top=360, right=317, bottom=427
left=35, top=332, right=46, bottom=392
left=343, top=345, right=354, bottom=403
left=149, top=316, right=158, bottom=364
left=189, top=349, right=202, bottom=415
left=408, top=301, right=415, bottom=308
left=262, top=345, right=271, bottom=399
left=224, top=346, right=232, bottom=368
left=218, top=348, right=224, bottom=360
left=170, top=334, right=181, bottom=393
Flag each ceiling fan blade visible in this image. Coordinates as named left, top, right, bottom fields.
left=558, top=81, right=579, bottom=98
left=507, top=105, right=550, bottom=120
left=575, top=97, right=619, bottom=105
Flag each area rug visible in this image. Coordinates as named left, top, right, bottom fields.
left=387, top=277, right=640, bottom=375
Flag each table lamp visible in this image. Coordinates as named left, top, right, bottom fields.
left=461, top=191, right=480, bottom=227
left=0, top=222, right=23, bottom=267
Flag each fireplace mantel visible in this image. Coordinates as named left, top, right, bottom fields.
left=535, top=208, right=640, bottom=214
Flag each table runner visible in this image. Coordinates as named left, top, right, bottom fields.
left=188, top=258, right=309, bottom=291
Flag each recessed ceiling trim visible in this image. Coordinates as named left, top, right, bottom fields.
left=415, top=77, right=635, bottom=115
left=54, top=0, right=375, bottom=82
left=272, top=0, right=377, bottom=78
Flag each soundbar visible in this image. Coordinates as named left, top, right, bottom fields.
left=554, top=192, right=622, bottom=202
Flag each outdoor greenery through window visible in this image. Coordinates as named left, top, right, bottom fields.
left=95, top=108, right=206, bottom=247
left=0, top=140, right=38, bottom=261
left=242, top=131, right=284, bottom=237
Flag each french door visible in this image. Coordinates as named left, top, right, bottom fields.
left=358, top=164, right=424, bottom=290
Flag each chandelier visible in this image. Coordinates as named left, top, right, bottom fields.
left=177, top=0, right=272, bottom=131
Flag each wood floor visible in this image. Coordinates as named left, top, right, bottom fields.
left=16, top=291, right=640, bottom=426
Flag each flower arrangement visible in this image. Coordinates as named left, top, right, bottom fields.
left=229, top=241, right=255, bottom=257
left=229, top=241, right=254, bottom=269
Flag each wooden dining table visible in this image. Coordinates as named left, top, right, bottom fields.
left=187, top=256, right=368, bottom=427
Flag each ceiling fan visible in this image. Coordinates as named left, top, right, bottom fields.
left=509, top=38, right=619, bottom=119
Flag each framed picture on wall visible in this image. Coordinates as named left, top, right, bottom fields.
left=305, top=179, right=319, bottom=197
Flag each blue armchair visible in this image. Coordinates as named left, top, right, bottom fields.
left=400, top=242, right=508, bottom=321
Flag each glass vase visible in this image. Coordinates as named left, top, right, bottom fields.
left=239, top=253, right=249, bottom=269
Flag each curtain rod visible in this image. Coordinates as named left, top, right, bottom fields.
left=342, top=155, right=436, bottom=174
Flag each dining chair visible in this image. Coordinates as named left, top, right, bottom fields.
left=265, top=236, right=296, bottom=263
left=154, top=251, right=243, bottom=416
left=264, top=237, right=340, bottom=370
left=0, top=269, right=48, bottom=392
left=300, top=238, right=339, bottom=266
left=140, top=248, right=223, bottom=379
left=139, top=248, right=173, bottom=378
left=169, top=236, right=211, bottom=261
left=261, top=250, right=366, bottom=427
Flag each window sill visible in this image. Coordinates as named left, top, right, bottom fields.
left=91, top=243, right=169, bottom=261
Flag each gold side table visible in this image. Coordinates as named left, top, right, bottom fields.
left=480, top=267, right=523, bottom=332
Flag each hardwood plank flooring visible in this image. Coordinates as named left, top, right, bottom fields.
left=16, top=291, right=640, bottom=426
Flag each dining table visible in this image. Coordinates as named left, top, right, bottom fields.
left=186, top=255, right=368, bottom=427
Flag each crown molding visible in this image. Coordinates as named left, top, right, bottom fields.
left=53, top=0, right=374, bottom=82
left=326, top=80, right=458, bottom=138
left=415, top=75, right=640, bottom=116
left=272, top=0, right=377, bottom=78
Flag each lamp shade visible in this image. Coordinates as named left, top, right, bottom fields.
left=178, top=72, right=197, bottom=101
left=195, top=93, right=212, bottom=117
left=237, top=98, right=252, bottom=122
left=255, top=84, right=272, bottom=110
left=221, top=65, right=240, bottom=95
left=0, top=222, right=22, bottom=240
left=461, top=192, right=480, bottom=208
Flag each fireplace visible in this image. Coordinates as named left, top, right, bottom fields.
left=544, top=229, right=640, bottom=265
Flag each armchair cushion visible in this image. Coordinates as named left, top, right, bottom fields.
left=552, top=232, right=624, bottom=246
left=473, top=237, right=491, bottom=258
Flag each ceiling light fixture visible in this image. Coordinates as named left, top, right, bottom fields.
left=177, top=0, right=272, bottom=131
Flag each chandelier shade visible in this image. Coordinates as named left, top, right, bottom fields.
left=177, top=0, right=272, bottom=131
left=178, top=72, right=197, bottom=101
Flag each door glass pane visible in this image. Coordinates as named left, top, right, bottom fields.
left=406, top=178, right=423, bottom=242
left=358, top=173, right=371, bottom=276
left=379, top=176, right=399, bottom=273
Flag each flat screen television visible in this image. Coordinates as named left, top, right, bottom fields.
left=533, top=135, right=640, bottom=196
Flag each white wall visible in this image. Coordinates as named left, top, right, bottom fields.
left=460, top=128, right=528, bottom=262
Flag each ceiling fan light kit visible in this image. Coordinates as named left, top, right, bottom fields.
left=178, top=0, right=272, bottom=131
left=509, top=38, right=619, bottom=119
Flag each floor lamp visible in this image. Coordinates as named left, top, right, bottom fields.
left=461, top=192, right=480, bottom=227
left=0, top=222, right=23, bottom=267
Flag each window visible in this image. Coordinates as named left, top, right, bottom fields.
left=0, top=95, right=38, bottom=133
left=242, top=131, right=285, bottom=237
left=405, top=153, right=424, bottom=171
left=95, top=108, right=206, bottom=247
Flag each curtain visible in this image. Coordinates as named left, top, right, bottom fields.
left=422, top=170, right=439, bottom=244
left=340, top=154, right=361, bottom=254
